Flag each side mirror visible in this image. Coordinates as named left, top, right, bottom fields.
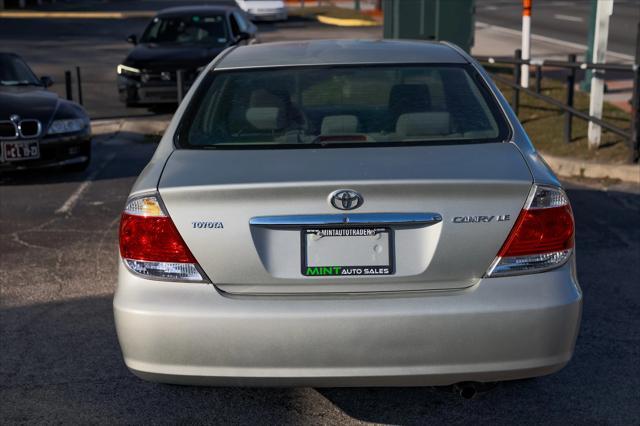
left=40, top=76, right=54, bottom=88
left=236, top=31, right=250, bottom=42
left=127, top=34, right=138, bottom=45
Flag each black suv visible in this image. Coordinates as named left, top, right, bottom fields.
left=117, top=5, right=257, bottom=106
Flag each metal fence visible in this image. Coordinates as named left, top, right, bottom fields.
left=476, top=45, right=639, bottom=164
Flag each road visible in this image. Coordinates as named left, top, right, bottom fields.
left=1, top=131, right=639, bottom=424
left=476, top=0, right=639, bottom=60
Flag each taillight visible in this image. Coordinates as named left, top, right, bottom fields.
left=486, top=185, right=574, bottom=277
left=119, top=194, right=205, bottom=282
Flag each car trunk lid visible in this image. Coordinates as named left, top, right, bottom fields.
left=158, top=142, right=532, bottom=294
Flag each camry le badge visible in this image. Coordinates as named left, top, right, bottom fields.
left=452, top=215, right=511, bottom=223
left=330, top=190, right=364, bottom=211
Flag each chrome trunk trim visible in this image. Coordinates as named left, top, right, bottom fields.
left=249, top=213, right=442, bottom=229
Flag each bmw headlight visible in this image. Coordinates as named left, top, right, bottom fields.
left=117, top=64, right=141, bottom=76
left=48, top=118, right=86, bottom=135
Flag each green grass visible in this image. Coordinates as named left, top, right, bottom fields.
left=488, top=65, right=632, bottom=164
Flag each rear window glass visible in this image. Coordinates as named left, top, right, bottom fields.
left=178, top=65, right=510, bottom=148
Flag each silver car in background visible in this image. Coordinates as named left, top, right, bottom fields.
left=114, top=40, right=582, bottom=388
left=234, top=0, right=288, bottom=21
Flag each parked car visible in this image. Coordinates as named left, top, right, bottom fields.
left=0, top=53, right=91, bottom=172
left=117, top=5, right=257, bottom=106
left=114, top=40, right=582, bottom=390
left=234, top=0, right=288, bottom=21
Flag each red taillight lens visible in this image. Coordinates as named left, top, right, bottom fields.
left=119, top=214, right=196, bottom=263
left=498, top=205, right=574, bottom=257
left=487, top=185, right=575, bottom=277
left=119, top=195, right=204, bottom=282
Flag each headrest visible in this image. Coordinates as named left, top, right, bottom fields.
left=245, top=107, right=280, bottom=130
left=321, top=115, right=359, bottom=134
left=395, top=112, right=451, bottom=137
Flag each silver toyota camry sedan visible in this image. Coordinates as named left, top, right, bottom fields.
left=114, top=40, right=582, bottom=388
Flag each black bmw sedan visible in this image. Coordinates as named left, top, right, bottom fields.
left=0, top=53, right=91, bottom=172
left=117, top=5, right=257, bottom=106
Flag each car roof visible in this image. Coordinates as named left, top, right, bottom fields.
left=156, top=4, right=238, bottom=18
left=215, top=39, right=468, bottom=70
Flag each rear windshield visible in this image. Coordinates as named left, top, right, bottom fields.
left=178, top=65, right=510, bottom=148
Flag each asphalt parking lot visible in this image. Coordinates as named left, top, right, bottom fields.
left=1, top=130, right=639, bottom=424
left=1, top=10, right=640, bottom=426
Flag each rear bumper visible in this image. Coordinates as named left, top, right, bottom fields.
left=113, top=261, right=582, bottom=387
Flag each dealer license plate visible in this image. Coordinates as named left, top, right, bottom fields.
left=302, top=227, right=394, bottom=277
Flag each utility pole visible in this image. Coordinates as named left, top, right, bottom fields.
left=588, top=0, right=614, bottom=149
left=521, top=0, right=532, bottom=88
left=581, top=0, right=598, bottom=91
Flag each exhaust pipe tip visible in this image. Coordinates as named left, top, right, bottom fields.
left=452, top=382, right=484, bottom=399
left=458, top=385, right=477, bottom=399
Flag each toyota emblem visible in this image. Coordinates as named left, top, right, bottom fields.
left=329, top=190, right=364, bottom=211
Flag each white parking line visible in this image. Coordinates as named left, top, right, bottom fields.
left=554, top=14, right=583, bottom=23
left=55, top=153, right=116, bottom=215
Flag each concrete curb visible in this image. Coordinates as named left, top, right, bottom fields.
left=316, top=15, right=380, bottom=27
left=541, top=152, right=640, bottom=185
